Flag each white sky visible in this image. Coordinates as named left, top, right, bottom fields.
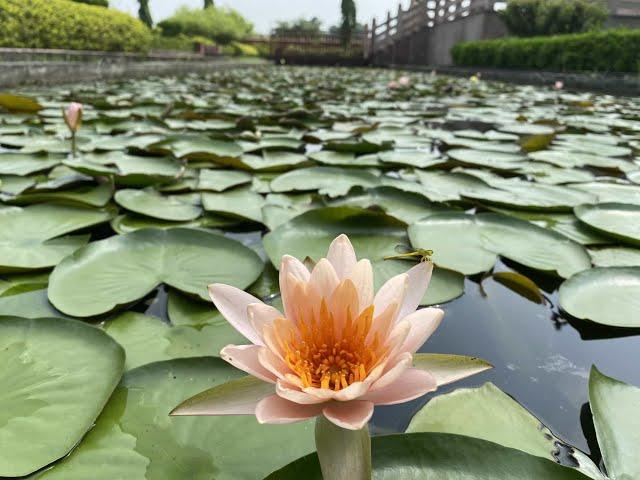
left=109, top=0, right=408, bottom=34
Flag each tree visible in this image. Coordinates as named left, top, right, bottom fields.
left=204, top=0, right=214, bottom=8
left=340, top=0, right=357, bottom=46
left=272, top=17, right=323, bottom=38
left=501, top=0, right=608, bottom=37
left=138, top=0, right=153, bottom=28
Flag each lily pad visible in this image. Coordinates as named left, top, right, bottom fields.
left=201, top=186, right=264, bottom=223
left=0, top=317, right=124, bottom=477
left=264, top=207, right=465, bottom=305
left=0, top=203, right=114, bottom=272
left=103, top=312, right=244, bottom=370
left=267, top=432, right=591, bottom=480
left=589, top=367, right=640, bottom=480
left=559, top=267, right=640, bottom=328
left=36, top=358, right=315, bottom=480
left=575, top=203, right=640, bottom=246
left=48, top=228, right=264, bottom=317
left=270, top=166, right=380, bottom=197
left=115, top=189, right=202, bottom=222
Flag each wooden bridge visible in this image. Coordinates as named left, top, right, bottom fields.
left=363, top=0, right=505, bottom=65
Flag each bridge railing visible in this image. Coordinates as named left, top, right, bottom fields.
left=364, top=0, right=501, bottom=57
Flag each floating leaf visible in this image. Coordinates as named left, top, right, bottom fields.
left=0, top=317, right=124, bottom=477
left=48, top=228, right=264, bottom=317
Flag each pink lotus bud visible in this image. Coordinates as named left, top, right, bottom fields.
left=63, top=102, right=83, bottom=133
left=388, top=80, right=400, bottom=89
left=398, top=75, right=411, bottom=87
left=554, top=80, right=564, bottom=90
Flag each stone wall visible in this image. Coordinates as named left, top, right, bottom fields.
left=0, top=50, right=265, bottom=88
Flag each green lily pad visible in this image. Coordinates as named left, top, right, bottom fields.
left=201, top=186, right=264, bottom=223
left=197, top=169, right=252, bottom=192
left=0, top=203, right=114, bottom=272
left=589, top=367, right=640, bottom=480
left=264, top=207, right=465, bottom=305
left=270, top=166, right=380, bottom=197
left=0, top=153, right=61, bottom=176
left=103, top=312, right=244, bottom=370
left=410, top=213, right=590, bottom=278
left=589, top=247, right=640, bottom=267
left=447, top=148, right=525, bottom=171
left=571, top=182, right=640, bottom=205
left=407, top=383, right=602, bottom=479
left=36, top=358, right=315, bottom=480
left=115, top=189, right=202, bottom=222
left=575, top=203, right=640, bottom=246
left=267, top=432, right=591, bottom=480
left=559, top=267, right=640, bottom=327
left=48, top=228, right=264, bottom=317
left=0, top=317, right=124, bottom=477
left=309, top=150, right=380, bottom=167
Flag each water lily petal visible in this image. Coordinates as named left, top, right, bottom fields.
left=348, top=259, right=374, bottom=310
left=373, top=273, right=408, bottom=321
left=248, top=303, right=283, bottom=341
left=397, top=262, right=433, bottom=320
left=399, top=307, right=444, bottom=354
left=362, top=368, right=437, bottom=405
left=368, top=352, right=413, bottom=391
left=322, top=400, right=374, bottom=430
left=309, top=258, right=340, bottom=298
left=327, top=234, right=357, bottom=279
left=280, top=255, right=311, bottom=323
left=258, top=347, right=291, bottom=380
left=220, top=345, right=277, bottom=384
left=255, top=394, right=324, bottom=424
left=276, top=380, right=327, bottom=404
left=208, top=284, right=264, bottom=345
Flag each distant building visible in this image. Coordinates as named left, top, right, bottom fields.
left=606, top=0, right=640, bottom=27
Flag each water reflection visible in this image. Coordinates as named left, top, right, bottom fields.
left=372, top=260, right=640, bottom=455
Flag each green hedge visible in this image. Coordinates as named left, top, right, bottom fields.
left=452, top=29, right=640, bottom=73
left=0, top=0, right=151, bottom=52
left=72, top=0, right=109, bottom=7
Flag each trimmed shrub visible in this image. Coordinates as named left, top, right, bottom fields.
left=501, top=0, right=608, bottom=37
left=150, top=33, right=214, bottom=52
left=72, top=0, right=108, bottom=6
left=452, top=29, right=640, bottom=73
left=157, top=6, right=252, bottom=45
left=0, top=0, right=151, bottom=52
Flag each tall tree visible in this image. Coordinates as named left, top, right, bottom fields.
left=138, top=0, right=153, bottom=28
left=204, top=0, right=214, bottom=8
left=340, top=0, right=357, bottom=46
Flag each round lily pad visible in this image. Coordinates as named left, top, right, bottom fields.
left=48, top=228, right=264, bottom=317
left=575, top=203, right=640, bottom=246
left=0, top=317, right=124, bottom=477
left=559, top=267, right=640, bottom=327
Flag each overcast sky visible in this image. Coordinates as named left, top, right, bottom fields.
left=110, top=0, right=406, bottom=34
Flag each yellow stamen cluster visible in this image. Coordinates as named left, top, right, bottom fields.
left=280, top=300, right=382, bottom=391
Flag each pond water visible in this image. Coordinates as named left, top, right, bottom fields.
left=2, top=66, right=640, bottom=478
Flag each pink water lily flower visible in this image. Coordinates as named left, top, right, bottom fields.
left=398, top=75, right=411, bottom=87
left=554, top=80, right=564, bottom=90
left=180, top=235, right=451, bottom=430
left=63, top=102, right=83, bottom=132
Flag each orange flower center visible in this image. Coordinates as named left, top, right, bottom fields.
left=280, top=300, right=383, bottom=391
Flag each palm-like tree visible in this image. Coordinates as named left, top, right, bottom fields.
left=204, top=0, right=214, bottom=8
left=138, top=0, right=153, bottom=28
left=340, top=0, right=357, bottom=46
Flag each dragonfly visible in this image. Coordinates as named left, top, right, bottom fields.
left=384, top=244, right=434, bottom=263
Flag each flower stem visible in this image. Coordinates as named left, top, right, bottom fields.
left=315, top=415, right=372, bottom=480
left=71, top=132, right=77, bottom=158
